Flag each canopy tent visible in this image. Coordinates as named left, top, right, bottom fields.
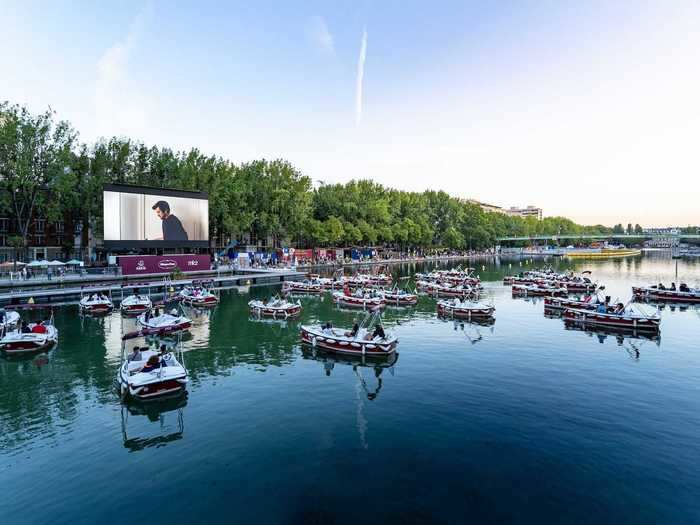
left=26, top=260, right=50, bottom=267
left=48, top=260, right=65, bottom=266
left=65, top=259, right=83, bottom=265
left=0, top=261, right=26, bottom=268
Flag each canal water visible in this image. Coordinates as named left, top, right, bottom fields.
left=1, top=254, right=699, bottom=524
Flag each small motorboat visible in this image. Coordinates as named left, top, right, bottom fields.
left=332, top=289, right=386, bottom=309
left=118, top=347, right=188, bottom=401
left=426, top=283, right=478, bottom=298
left=120, top=294, right=153, bottom=315
left=249, top=297, right=302, bottom=318
left=379, top=288, right=418, bottom=306
left=136, top=309, right=192, bottom=336
left=179, top=282, right=219, bottom=307
left=544, top=293, right=608, bottom=311
left=0, top=309, right=21, bottom=331
left=300, top=314, right=397, bottom=357
left=512, top=283, right=568, bottom=297
left=79, top=293, right=114, bottom=314
left=0, top=319, right=58, bottom=355
left=282, top=280, right=323, bottom=294
left=632, top=284, right=700, bottom=304
left=562, top=304, right=660, bottom=332
left=437, top=298, right=495, bottom=319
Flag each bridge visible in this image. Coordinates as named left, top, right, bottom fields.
left=496, top=233, right=700, bottom=242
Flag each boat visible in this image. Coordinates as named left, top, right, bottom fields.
left=544, top=293, right=609, bottom=311
left=0, top=318, right=58, bottom=355
left=282, top=280, right=323, bottom=294
left=179, top=281, right=219, bottom=307
left=0, top=309, right=21, bottom=331
left=248, top=297, right=302, bottom=318
left=332, top=289, right=386, bottom=309
left=436, top=298, right=495, bottom=320
left=79, top=293, right=114, bottom=314
left=379, top=288, right=418, bottom=306
left=632, top=284, right=700, bottom=304
left=562, top=304, right=660, bottom=332
left=135, top=309, right=192, bottom=336
left=420, top=281, right=479, bottom=298
left=120, top=294, right=153, bottom=315
left=512, top=283, right=568, bottom=297
left=300, top=313, right=397, bottom=357
left=118, top=347, right=188, bottom=401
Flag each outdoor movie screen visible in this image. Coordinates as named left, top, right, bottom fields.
left=103, top=184, right=209, bottom=248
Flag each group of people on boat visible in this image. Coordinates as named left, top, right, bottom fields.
left=86, top=293, right=110, bottom=302
left=320, top=320, right=386, bottom=340
left=126, top=344, right=170, bottom=373
left=654, top=282, right=691, bottom=292
left=14, top=319, right=52, bottom=334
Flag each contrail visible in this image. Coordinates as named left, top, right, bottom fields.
left=355, top=27, right=367, bottom=127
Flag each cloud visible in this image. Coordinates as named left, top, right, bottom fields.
left=306, top=15, right=334, bottom=54
left=95, top=4, right=152, bottom=139
left=355, top=27, right=367, bottom=127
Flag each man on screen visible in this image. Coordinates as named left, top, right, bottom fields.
left=152, top=200, right=189, bottom=241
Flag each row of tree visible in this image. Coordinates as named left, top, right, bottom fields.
left=1, top=101, right=626, bottom=256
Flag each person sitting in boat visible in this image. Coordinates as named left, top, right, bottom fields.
left=20, top=321, right=31, bottom=334
left=31, top=320, right=48, bottom=334
left=153, top=307, right=161, bottom=318
left=127, top=346, right=143, bottom=362
left=679, top=283, right=689, bottom=292
left=322, top=322, right=334, bottom=334
left=345, top=322, right=360, bottom=338
left=366, top=324, right=386, bottom=340
left=670, top=282, right=677, bottom=291
left=613, top=303, right=625, bottom=315
left=658, top=283, right=665, bottom=290
left=597, top=303, right=607, bottom=313
left=140, top=355, right=162, bottom=373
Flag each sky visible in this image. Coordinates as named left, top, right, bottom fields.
left=1, top=0, right=698, bottom=227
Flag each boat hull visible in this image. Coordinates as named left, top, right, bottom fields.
left=562, top=308, right=660, bottom=332
left=632, top=287, right=700, bottom=304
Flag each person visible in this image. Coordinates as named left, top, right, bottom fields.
left=144, top=309, right=152, bottom=322
left=20, top=321, right=31, bottom=334
left=367, top=324, right=385, bottom=340
left=597, top=303, right=607, bottom=313
left=345, top=322, right=360, bottom=338
left=670, top=282, right=677, bottom=291
left=658, top=283, right=665, bottom=290
left=614, top=303, right=625, bottom=315
left=152, top=200, right=189, bottom=241
left=680, top=283, right=689, bottom=292
left=159, top=344, right=167, bottom=354
left=154, top=307, right=160, bottom=318
left=140, top=355, right=161, bottom=373
left=127, top=346, right=143, bottom=362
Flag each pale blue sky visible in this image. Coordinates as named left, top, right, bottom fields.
left=2, top=1, right=698, bottom=226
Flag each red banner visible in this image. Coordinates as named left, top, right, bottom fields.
left=118, top=254, right=210, bottom=275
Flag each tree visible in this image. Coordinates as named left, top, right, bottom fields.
left=627, top=223, right=633, bottom=235
left=634, top=224, right=643, bottom=234
left=0, top=102, right=76, bottom=259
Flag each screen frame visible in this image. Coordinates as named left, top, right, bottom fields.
left=103, top=184, right=210, bottom=249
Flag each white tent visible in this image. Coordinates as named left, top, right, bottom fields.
left=27, top=260, right=49, bottom=267
left=48, top=260, right=65, bottom=266
left=65, top=259, right=83, bottom=265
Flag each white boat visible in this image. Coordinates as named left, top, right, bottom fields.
left=79, top=294, right=114, bottom=314
left=248, top=297, right=302, bottom=318
left=0, top=321, right=58, bottom=355
left=437, top=298, right=495, bottom=319
left=300, top=323, right=397, bottom=357
left=179, top=284, right=219, bottom=307
left=136, top=310, right=192, bottom=335
left=332, top=289, right=386, bottom=309
left=0, top=310, right=21, bottom=331
left=120, top=294, right=152, bottom=315
left=118, top=348, right=188, bottom=401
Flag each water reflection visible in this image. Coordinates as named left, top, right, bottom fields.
left=437, top=316, right=496, bottom=344
left=121, top=396, right=187, bottom=452
left=564, top=321, right=661, bottom=359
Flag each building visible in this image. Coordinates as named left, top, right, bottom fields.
left=506, top=206, right=543, bottom=220
left=466, top=199, right=505, bottom=214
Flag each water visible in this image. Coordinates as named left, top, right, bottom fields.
left=1, top=254, right=699, bottom=524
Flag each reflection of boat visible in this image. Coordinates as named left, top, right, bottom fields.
left=248, top=297, right=302, bottom=318
left=437, top=298, right=495, bottom=320
left=118, top=346, right=188, bottom=401
left=563, top=305, right=660, bottom=332
left=632, top=285, right=700, bottom=304
left=120, top=294, right=152, bottom=315
left=563, top=322, right=661, bottom=344
left=179, top=282, right=219, bottom=308
left=301, top=347, right=398, bottom=400
left=121, top=396, right=186, bottom=452
left=0, top=318, right=58, bottom=355
left=300, top=312, right=397, bottom=357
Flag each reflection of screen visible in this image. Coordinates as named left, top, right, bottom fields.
left=103, top=185, right=208, bottom=246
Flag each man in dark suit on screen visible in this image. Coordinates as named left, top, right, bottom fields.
left=152, top=200, right=189, bottom=241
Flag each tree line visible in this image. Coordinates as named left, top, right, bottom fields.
left=1, top=101, right=621, bottom=257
